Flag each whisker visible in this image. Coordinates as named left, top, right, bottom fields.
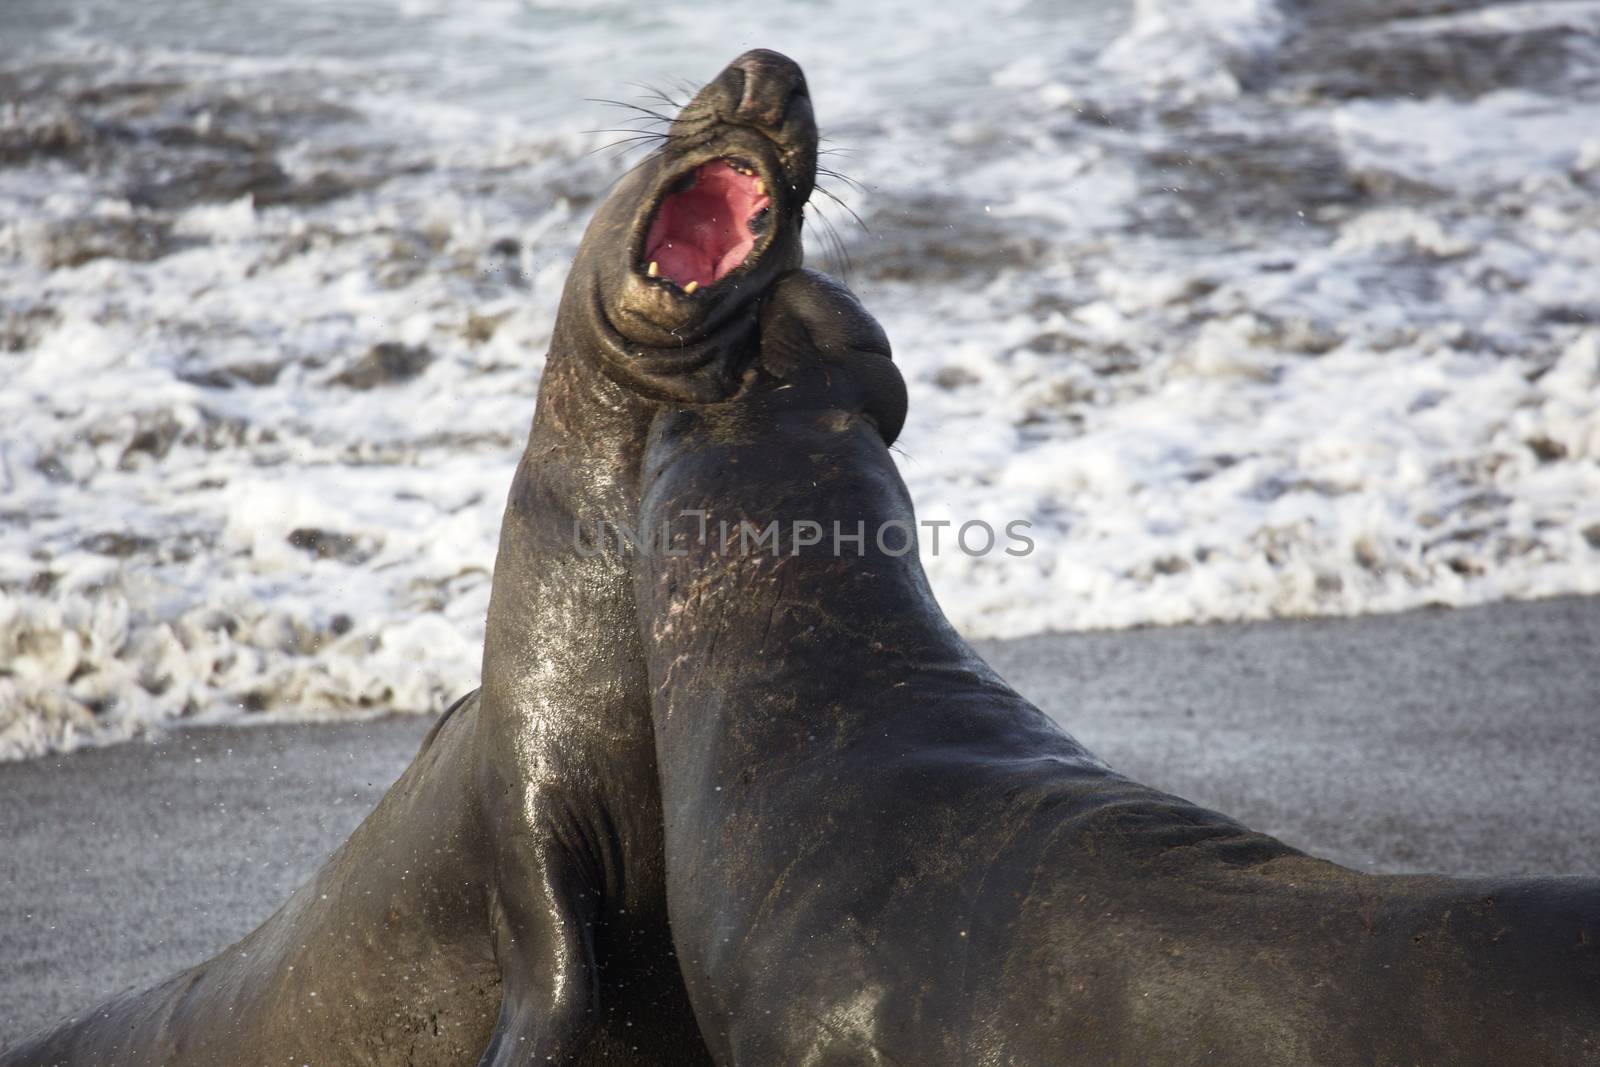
left=586, top=97, right=677, bottom=125
left=807, top=204, right=854, bottom=282
left=818, top=166, right=867, bottom=193
left=586, top=133, right=668, bottom=158
left=813, top=183, right=869, bottom=235
left=626, top=81, right=685, bottom=111
left=607, top=115, right=672, bottom=131
left=581, top=127, right=669, bottom=138
left=832, top=217, right=856, bottom=280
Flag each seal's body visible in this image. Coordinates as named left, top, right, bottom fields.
left=633, top=271, right=1600, bottom=1066
left=1, top=691, right=500, bottom=1066
left=2, top=49, right=816, bottom=1067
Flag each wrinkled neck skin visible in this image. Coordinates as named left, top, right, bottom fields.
left=478, top=160, right=765, bottom=779
left=478, top=136, right=799, bottom=781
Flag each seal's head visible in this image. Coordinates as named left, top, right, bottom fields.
left=570, top=49, right=818, bottom=403
left=750, top=268, right=908, bottom=447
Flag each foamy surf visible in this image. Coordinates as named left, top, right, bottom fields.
left=3, top=0, right=1598, bottom=758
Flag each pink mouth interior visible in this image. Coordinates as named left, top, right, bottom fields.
left=644, top=159, right=771, bottom=289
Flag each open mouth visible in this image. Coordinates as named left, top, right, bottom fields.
left=642, top=158, right=772, bottom=294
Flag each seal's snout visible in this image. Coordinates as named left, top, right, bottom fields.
left=588, top=50, right=820, bottom=403
left=728, top=49, right=809, bottom=131
left=624, top=49, right=817, bottom=308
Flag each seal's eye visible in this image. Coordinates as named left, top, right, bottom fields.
left=643, top=159, right=771, bottom=293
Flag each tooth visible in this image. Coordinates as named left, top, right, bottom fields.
left=647, top=260, right=659, bottom=278
left=684, top=281, right=699, bottom=294
left=755, top=178, right=765, bottom=195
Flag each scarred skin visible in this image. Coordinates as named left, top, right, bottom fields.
left=630, top=269, right=1600, bottom=1066
left=1, top=49, right=816, bottom=1067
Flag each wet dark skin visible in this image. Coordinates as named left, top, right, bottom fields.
left=471, top=47, right=814, bottom=1067
left=1, top=49, right=814, bottom=1067
left=631, top=269, right=1600, bottom=1066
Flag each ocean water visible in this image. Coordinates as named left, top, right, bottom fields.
left=3, top=0, right=1598, bottom=758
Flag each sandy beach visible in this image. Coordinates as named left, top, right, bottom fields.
left=4, top=595, right=1598, bottom=1046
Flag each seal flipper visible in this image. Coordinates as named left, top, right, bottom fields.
left=477, top=838, right=601, bottom=1066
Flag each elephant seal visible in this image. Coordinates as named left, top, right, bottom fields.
left=629, top=269, right=1600, bottom=1065
left=1, top=48, right=817, bottom=1067
left=469, top=46, right=815, bottom=1067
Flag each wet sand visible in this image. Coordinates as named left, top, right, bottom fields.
left=4, top=595, right=1598, bottom=1045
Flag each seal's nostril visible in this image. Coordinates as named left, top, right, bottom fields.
left=729, top=48, right=809, bottom=131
